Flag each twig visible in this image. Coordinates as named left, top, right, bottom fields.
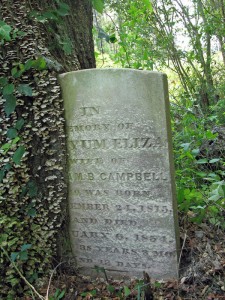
left=45, top=261, right=65, bottom=300
left=178, top=231, right=187, bottom=268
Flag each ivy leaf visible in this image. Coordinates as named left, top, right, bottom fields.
left=15, top=118, right=25, bottom=130
left=1, top=143, right=11, bottom=152
left=7, top=128, right=18, bottom=139
left=12, top=137, right=20, bottom=145
left=4, top=94, right=17, bottom=116
left=0, top=169, right=6, bottom=183
left=27, top=208, right=36, bottom=217
left=21, top=244, right=32, bottom=252
left=27, top=181, right=38, bottom=198
left=33, top=57, right=47, bottom=70
left=11, top=67, right=17, bottom=75
left=43, top=11, right=58, bottom=20
left=13, top=146, right=25, bottom=165
left=57, top=2, right=70, bottom=16
left=18, top=84, right=33, bottom=96
left=5, top=163, right=12, bottom=171
left=19, top=251, right=28, bottom=261
left=0, top=77, right=8, bottom=86
left=92, top=0, right=104, bottom=13
left=11, top=252, right=19, bottom=262
left=24, top=59, right=35, bottom=71
left=0, top=21, right=12, bottom=41
left=0, top=234, right=8, bottom=244
left=3, top=83, right=14, bottom=96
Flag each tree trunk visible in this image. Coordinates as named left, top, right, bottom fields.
left=0, top=0, right=95, bottom=297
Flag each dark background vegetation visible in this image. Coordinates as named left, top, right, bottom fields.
left=0, top=0, right=224, bottom=299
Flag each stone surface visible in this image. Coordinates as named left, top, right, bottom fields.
left=59, top=69, right=180, bottom=279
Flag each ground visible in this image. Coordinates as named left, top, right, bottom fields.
left=38, top=214, right=225, bottom=300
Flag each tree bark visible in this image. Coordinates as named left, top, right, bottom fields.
left=0, top=0, right=95, bottom=296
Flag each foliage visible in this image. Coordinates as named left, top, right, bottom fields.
left=1, top=0, right=225, bottom=298
left=29, top=0, right=72, bottom=56
left=96, top=0, right=225, bottom=108
left=171, top=96, right=225, bottom=227
left=92, top=0, right=105, bottom=13
left=49, top=289, right=66, bottom=300
left=0, top=17, right=58, bottom=298
left=94, top=0, right=225, bottom=227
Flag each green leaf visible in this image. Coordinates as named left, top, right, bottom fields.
left=81, top=290, right=97, bottom=297
left=0, top=234, right=8, bottom=244
left=43, top=11, right=59, bottom=20
left=124, top=286, right=131, bottom=297
left=24, top=59, right=35, bottom=70
left=0, top=169, right=6, bottom=183
left=208, top=194, right=220, bottom=201
left=196, top=171, right=207, bottom=177
left=12, top=137, right=20, bottom=144
left=13, top=146, right=25, bottom=165
left=27, top=181, right=38, bottom=197
left=92, top=0, right=104, bottom=13
left=11, top=252, right=19, bottom=262
left=3, top=83, right=14, bottom=96
left=4, top=94, right=17, bottom=116
left=11, top=67, right=17, bottom=77
left=109, top=34, right=117, bottom=43
left=0, top=77, right=8, bottom=86
left=0, top=21, right=12, bottom=41
left=143, top=0, right=153, bottom=13
left=107, top=285, right=115, bottom=293
left=61, top=38, right=73, bottom=55
left=1, top=143, right=11, bottom=151
left=57, top=289, right=66, bottom=299
left=27, top=208, right=36, bottom=217
left=90, top=290, right=97, bottom=296
left=192, top=148, right=200, bottom=156
left=19, top=251, right=28, bottom=261
left=205, top=130, right=217, bottom=139
left=154, top=281, right=162, bottom=288
left=180, top=143, right=191, bottom=151
left=57, top=4, right=70, bottom=16
left=7, top=128, right=18, bottom=139
left=15, top=118, right=25, bottom=130
left=18, top=84, right=33, bottom=96
left=209, top=158, right=220, bottom=163
left=21, top=244, right=32, bottom=251
left=196, top=158, right=208, bottom=164
left=33, top=57, right=47, bottom=70
left=5, top=163, right=12, bottom=171
left=19, top=63, right=25, bottom=71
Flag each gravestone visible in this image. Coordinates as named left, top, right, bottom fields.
left=59, top=69, right=180, bottom=279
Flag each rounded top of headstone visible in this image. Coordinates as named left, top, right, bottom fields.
left=59, top=68, right=166, bottom=80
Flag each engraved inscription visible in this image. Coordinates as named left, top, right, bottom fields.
left=69, top=171, right=169, bottom=181
left=68, top=137, right=163, bottom=149
left=60, top=69, right=179, bottom=279
left=80, top=106, right=100, bottom=116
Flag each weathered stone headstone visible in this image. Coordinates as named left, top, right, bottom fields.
left=59, top=69, right=179, bottom=279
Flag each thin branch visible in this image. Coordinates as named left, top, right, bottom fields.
left=178, top=232, right=187, bottom=268
left=45, top=261, right=65, bottom=300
